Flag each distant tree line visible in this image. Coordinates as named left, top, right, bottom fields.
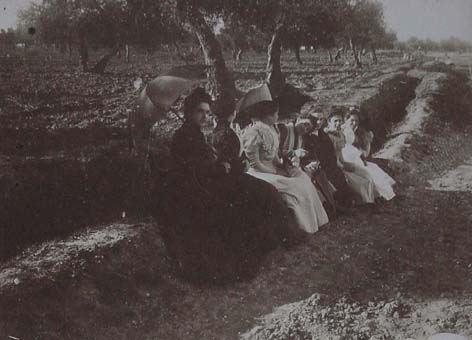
left=395, top=36, right=472, bottom=53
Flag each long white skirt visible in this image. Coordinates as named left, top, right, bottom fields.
left=342, top=144, right=396, bottom=201
left=247, top=168, right=329, bottom=233
left=344, top=171, right=376, bottom=204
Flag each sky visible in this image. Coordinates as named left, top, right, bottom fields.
left=1, top=0, right=472, bottom=42
left=379, top=0, right=472, bottom=42
left=0, top=0, right=31, bottom=30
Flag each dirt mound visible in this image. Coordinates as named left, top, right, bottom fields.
left=420, top=61, right=454, bottom=73
left=0, top=150, right=150, bottom=260
left=376, top=64, right=472, bottom=168
left=0, top=223, right=140, bottom=291
left=241, top=294, right=472, bottom=340
left=0, top=222, right=170, bottom=339
left=374, top=72, right=448, bottom=166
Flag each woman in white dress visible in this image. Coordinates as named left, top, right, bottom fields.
left=241, top=101, right=329, bottom=234
left=342, top=111, right=396, bottom=201
left=324, top=113, right=376, bottom=204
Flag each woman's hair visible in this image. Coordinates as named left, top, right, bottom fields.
left=344, top=108, right=360, bottom=121
left=183, top=87, right=212, bottom=118
left=344, top=112, right=360, bottom=121
left=298, top=112, right=314, bottom=127
left=327, top=111, right=343, bottom=122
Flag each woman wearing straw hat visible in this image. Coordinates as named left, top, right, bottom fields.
left=240, top=85, right=329, bottom=234
left=210, top=100, right=292, bottom=253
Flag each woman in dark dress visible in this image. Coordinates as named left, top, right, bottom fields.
left=302, top=111, right=358, bottom=209
left=154, top=88, right=288, bottom=283
left=153, top=88, right=228, bottom=282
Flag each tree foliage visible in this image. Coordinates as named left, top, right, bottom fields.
left=17, top=0, right=189, bottom=59
left=396, top=36, right=472, bottom=53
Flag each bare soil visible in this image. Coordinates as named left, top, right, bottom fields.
left=0, top=50, right=471, bottom=340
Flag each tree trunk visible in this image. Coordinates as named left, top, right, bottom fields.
left=334, top=47, right=343, bottom=61
left=78, top=30, right=88, bottom=72
left=350, top=38, right=362, bottom=68
left=266, top=23, right=285, bottom=98
left=184, top=6, right=236, bottom=114
left=328, top=50, right=334, bottom=63
left=90, top=46, right=119, bottom=74
left=371, top=46, right=378, bottom=64
left=67, top=33, right=73, bottom=59
left=235, top=48, right=243, bottom=61
left=125, top=44, right=130, bottom=63
left=293, top=45, right=302, bottom=65
left=172, top=41, right=199, bottom=63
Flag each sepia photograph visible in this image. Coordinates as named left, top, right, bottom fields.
left=0, top=0, right=472, bottom=339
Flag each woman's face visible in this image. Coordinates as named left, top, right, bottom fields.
left=312, top=116, right=326, bottom=130
left=328, top=115, right=343, bottom=131
left=347, top=114, right=360, bottom=130
left=191, top=102, right=211, bottom=127
left=264, top=110, right=279, bottom=125
left=295, top=118, right=313, bottom=135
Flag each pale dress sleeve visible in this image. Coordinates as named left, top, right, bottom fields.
left=243, top=127, right=278, bottom=174
left=365, top=131, right=374, bottom=157
left=242, top=128, right=262, bottom=169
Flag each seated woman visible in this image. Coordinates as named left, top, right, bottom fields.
left=154, top=88, right=230, bottom=280
left=342, top=110, right=396, bottom=201
left=324, top=112, right=376, bottom=204
left=276, top=116, right=337, bottom=216
left=210, top=103, right=291, bottom=252
left=242, top=101, right=329, bottom=234
left=302, top=110, right=358, bottom=210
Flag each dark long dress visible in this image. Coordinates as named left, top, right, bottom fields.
left=303, top=129, right=357, bottom=206
left=276, top=122, right=336, bottom=215
left=153, top=120, right=288, bottom=282
left=151, top=121, right=235, bottom=282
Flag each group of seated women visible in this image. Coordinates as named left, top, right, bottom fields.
left=154, top=86, right=396, bottom=282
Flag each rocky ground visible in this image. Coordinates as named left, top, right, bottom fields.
left=0, top=50, right=471, bottom=339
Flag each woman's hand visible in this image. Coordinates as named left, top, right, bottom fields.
left=303, top=161, right=320, bottom=177
left=289, top=155, right=301, bottom=168
left=305, top=160, right=320, bottom=172
left=294, top=148, right=308, bottom=159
